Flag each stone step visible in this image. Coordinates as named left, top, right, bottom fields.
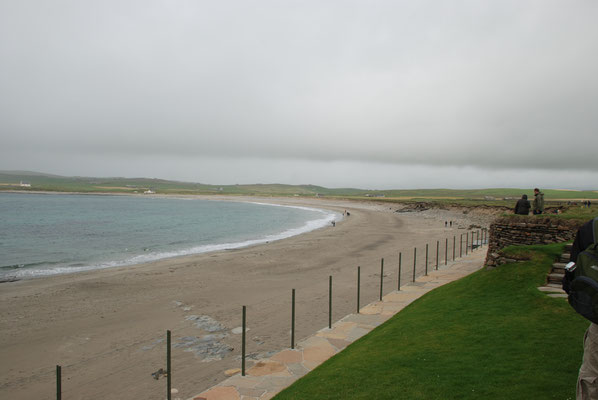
left=545, top=283, right=564, bottom=289
left=538, top=285, right=566, bottom=294
left=552, top=262, right=567, bottom=272
left=548, top=272, right=565, bottom=284
left=545, top=250, right=569, bottom=290
left=565, top=243, right=573, bottom=252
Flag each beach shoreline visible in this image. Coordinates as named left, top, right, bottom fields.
left=0, top=193, right=342, bottom=282
left=0, top=196, right=493, bottom=400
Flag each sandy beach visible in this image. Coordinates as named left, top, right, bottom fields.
left=0, top=197, right=492, bottom=400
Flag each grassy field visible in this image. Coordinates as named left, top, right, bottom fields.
left=1, top=171, right=597, bottom=204
left=535, top=206, right=598, bottom=221
left=274, top=243, right=588, bottom=400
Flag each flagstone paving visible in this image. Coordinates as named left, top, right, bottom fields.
left=187, top=249, right=487, bottom=400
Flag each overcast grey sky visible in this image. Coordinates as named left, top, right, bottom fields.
left=1, top=1, right=597, bottom=189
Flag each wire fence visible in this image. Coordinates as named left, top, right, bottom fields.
left=49, top=228, right=488, bottom=400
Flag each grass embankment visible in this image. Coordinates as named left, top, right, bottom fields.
left=540, top=207, right=597, bottom=221
left=275, top=244, right=588, bottom=400
left=505, top=206, right=598, bottom=222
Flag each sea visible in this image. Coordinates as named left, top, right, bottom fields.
left=0, top=193, right=339, bottom=280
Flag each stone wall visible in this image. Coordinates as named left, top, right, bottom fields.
left=485, top=216, right=582, bottom=267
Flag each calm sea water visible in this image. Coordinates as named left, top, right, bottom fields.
left=0, top=193, right=338, bottom=280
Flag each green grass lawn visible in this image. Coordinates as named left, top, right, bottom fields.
left=553, top=206, right=598, bottom=221
left=275, top=243, right=589, bottom=400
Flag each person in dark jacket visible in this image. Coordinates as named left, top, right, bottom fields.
left=564, top=219, right=597, bottom=294
left=570, top=219, right=596, bottom=263
left=567, top=218, right=598, bottom=399
left=514, top=194, right=531, bottom=215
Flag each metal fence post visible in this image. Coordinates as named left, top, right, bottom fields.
left=291, top=289, right=295, bottom=349
left=460, top=234, right=463, bottom=258
left=56, top=365, right=61, bottom=400
left=425, top=244, right=429, bottom=276
left=466, top=232, right=469, bottom=255
left=357, top=266, right=361, bottom=313
left=398, top=252, right=402, bottom=291
left=329, top=275, right=332, bottom=329
left=242, top=306, right=246, bottom=376
left=445, top=238, right=448, bottom=266
left=167, top=330, right=171, bottom=400
left=453, top=236, right=456, bottom=261
left=380, top=258, right=384, bottom=301
left=436, top=240, right=439, bottom=270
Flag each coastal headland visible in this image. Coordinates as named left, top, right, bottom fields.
left=0, top=196, right=494, bottom=400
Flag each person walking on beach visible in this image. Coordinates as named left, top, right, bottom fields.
left=533, top=188, right=544, bottom=215
left=514, top=194, right=531, bottom=215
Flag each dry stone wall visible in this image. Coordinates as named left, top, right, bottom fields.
left=485, top=216, right=582, bottom=267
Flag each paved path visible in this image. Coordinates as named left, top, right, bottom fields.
left=187, top=249, right=487, bottom=400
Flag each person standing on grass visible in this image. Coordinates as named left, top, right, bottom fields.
left=533, top=188, right=544, bottom=215
left=514, top=194, right=531, bottom=215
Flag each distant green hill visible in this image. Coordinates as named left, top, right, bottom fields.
left=0, top=171, right=348, bottom=196
left=1, top=170, right=597, bottom=201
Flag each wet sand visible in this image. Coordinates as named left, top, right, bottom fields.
left=0, top=197, right=488, bottom=400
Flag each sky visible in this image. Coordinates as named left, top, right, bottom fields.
left=1, top=1, right=597, bottom=190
